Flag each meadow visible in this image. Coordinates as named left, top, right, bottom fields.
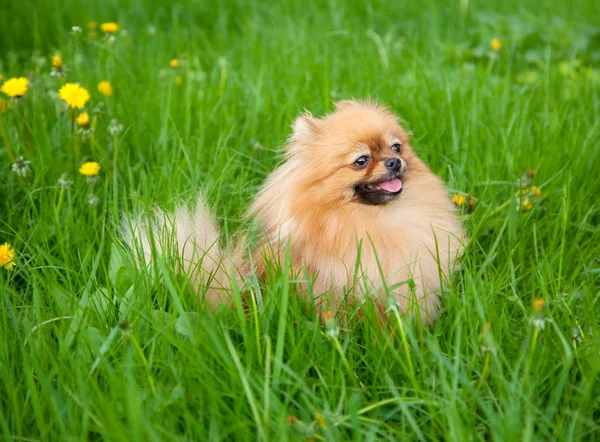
left=1, top=0, right=600, bottom=440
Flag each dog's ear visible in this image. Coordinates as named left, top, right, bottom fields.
left=334, top=100, right=360, bottom=111
left=290, top=112, right=322, bottom=143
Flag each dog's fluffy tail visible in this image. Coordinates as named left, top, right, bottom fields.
left=122, top=197, right=242, bottom=308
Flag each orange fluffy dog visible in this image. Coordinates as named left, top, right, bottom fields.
left=124, top=100, right=465, bottom=324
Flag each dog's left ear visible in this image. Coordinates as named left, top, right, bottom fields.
left=290, top=112, right=322, bottom=144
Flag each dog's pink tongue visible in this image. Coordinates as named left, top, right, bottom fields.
left=378, top=177, right=402, bottom=193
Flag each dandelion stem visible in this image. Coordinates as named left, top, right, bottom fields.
left=488, top=198, right=512, bottom=216
left=476, top=352, right=491, bottom=392
left=69, top=108, right=75, bottom=136
left=0, top=117, right=16, bottom=163
left=90, top=137, right=102, bottom=158
left=391, top=306, right=418, bottom=391
left=19, top=102, right=33, bottom=157
left=75, top=134, right=81, bottom=160
left=330, top=335, right=364, bottom=390
left=489, top=188, right=529, bottom=217
left=522, top=326, right=539, bottom=388
left=56, top=187, right=66, bottom=219
left=112, top=134, right=119, bottom=167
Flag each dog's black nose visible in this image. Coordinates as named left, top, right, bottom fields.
left=384, top=158, right=401, bottom=171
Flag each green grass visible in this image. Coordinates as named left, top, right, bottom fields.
left=1, top=0, right=600, bottom=440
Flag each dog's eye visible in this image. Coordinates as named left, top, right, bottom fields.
left=354, top=155, right=370, bottom=167
left=391, top=143, right=402, bottom=153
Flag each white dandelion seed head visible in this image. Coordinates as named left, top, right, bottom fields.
left=480, top=343, right=496, bottom=355
left=325, top=324, right=340, bottom=340
left=50, top=66, right=68, bottom=78
left=11, top=156, right=32, bottom=178
left=530, top=316, right=546, bottom=330
left=92, top=102, right=106, bottom=116
left=77, top=126, right=95, bottom=142
left=86, top=175, right=99, bottom=185
left=58, top=173, right=73, bottom=189
left=108, top=119, right=123, bottom=136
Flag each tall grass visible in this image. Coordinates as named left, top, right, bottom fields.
left=1, top=0, right=599, bottom=439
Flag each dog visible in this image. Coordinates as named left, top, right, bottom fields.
left=124, top=100, right=465, bottom=324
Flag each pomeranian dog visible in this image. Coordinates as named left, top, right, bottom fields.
left=124, top=100, right=465, bottom=324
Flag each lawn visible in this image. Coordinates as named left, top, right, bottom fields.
left=1, top=0, right=600, bottom=440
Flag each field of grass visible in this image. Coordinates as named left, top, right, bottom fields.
left=1, top=0, right=600, bottom=440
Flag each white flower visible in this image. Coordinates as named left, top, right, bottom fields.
left=11, top=156, right=31, bottom=177
left=530, top=316, right=546, bottom=330
left=86, top=176, right=99, bottom=185
left=77, top=126, right=94, bottom=142
left=326, top=326, right=339, bottom=340
left=70, top=26, right=83, bottom=37
left=480, top=343, right=496, bottom=355
left=58, top=173, right=73, bottom=188
left=50, top=66, right=68, bottom=78
left=108, top=119, right=123, bottom=136
left=87, top=195, right=100, bottom=206
left=92, top=102, right=105, bottom=116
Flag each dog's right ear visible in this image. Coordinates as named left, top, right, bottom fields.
left=290, top=112, right=322, bottom=144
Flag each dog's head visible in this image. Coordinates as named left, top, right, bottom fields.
left=287, top=100, right=420, bottom=206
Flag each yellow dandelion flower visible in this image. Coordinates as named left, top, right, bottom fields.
left=526, top=169, right=536, bottom=178
left=532, top=298, right=546, bottom=312
left=0, top=243, right=15, bottom=270
left=79, top=161, right=100, bottom=176
left=169, top=58, right=179, bottom=68
left=77, top=112, right=90, bottom=127
left=322, top=310, right=334, bottom=321
left=522, top=200, right=533, bottom=211
left=59, top=83, right=90, bottom=109
left=1, top=77, right=29, bottom=98
left=530, top=186, right=541, bottom=196
left=286, top=416, right=298, bottom=426
left=101, top=22, right=119, bottom=33
left=452, top=194, right=466, bottom=207
left=88, top=21, right=98, bottom=30
left=52, top=55, right=63, bottom=69
left=522, top=187, right=530, bottom=195
left=315, top=413, right=327, bottom=428
left=98, top=81, right=113, bottom=96
left=175, top=75, right=183, bottom=85
left=491, top=38, right=501, bottom=51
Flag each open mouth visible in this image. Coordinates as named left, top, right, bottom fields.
left=354, top=176, right=403, bottom=205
